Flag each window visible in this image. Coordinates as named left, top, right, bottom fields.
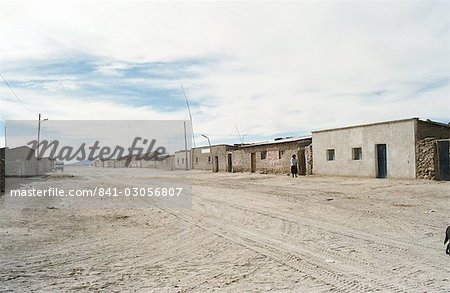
left=278, top=150, right=284, bottom=159
left=208, top=156, right=211, bottom=163
left=327, top=149, right=335, bottom=161
left=352, top=147, right=362, bottom=160
left=261, top=151, right=267, bottom=160
left=182, top=158, right=185, bottom=164
left=177, top=158, right=180, bottom=165
left=195, top=157, right=199, bottom=163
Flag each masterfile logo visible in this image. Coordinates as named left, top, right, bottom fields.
left=26, top=137, right=169, bottom=167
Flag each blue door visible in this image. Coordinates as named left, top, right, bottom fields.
left=438, top=140, right=450, bottom=181
left=376, top=144, right=387, bottom=178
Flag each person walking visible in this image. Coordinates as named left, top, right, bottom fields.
left=290, top=154, right=298, bottom=178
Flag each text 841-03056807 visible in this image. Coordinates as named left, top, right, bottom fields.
left=96, top=187, right=184, bottom=197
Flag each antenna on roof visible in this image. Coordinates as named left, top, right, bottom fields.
left=235, top=125, right=244, bottom=145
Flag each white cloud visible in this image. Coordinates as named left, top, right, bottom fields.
left=0, top=1, right=448, bottom=145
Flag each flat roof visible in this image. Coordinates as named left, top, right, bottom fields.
left=192, top=144, right=236, bottom=150
left=418, top=119, right=450, bottom=128
left=312, top=118, right=420, bottom=134
left=174, top=150, right=191, bottom=154
left=241, top=136, right=312, bottom=148
left=2, top=146, right=35, bottom=151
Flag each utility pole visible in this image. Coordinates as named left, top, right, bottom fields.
left=201, top=134, right=214, bottom=172
left=37, top=113, right=48, bottom=159
left=37, top=113, right=41, bottom=159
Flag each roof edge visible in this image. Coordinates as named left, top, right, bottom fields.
left=311, top=118, right=420, bottom=134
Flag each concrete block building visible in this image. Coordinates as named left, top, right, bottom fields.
left=175, top=150, right=191, bottom=170
left=192, top=145, right=239, bottom=172
left=312, top=118, right=450, bottom=180
left=231, top=137, right=312, bottom=174
left=95, top=154, right=175, bottom=171
left=3, top=146, right=55, bottom=177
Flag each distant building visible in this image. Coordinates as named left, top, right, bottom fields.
left=175, top=150, right=191, bottom=170
left=192, top=145, right=239, bottom=172
left=231, top=137, right=312, bottom=174
left=2, top=146, right=54, bottom=177
left=312, top=118, right=450, bottom=180
left=95, top=154, right=175, bottom=171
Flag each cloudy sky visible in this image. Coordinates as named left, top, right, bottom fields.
left=0, top=1, right=448, bottom=147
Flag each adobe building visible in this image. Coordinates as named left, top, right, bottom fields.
left=231, top=137, right=313, bottom=174
left=95, top=154, right=175, bottom=171
left=192, top=144, right=239, bottom=172
left=174, top=150, right=191, bottom=170
left=3, top=146, right=54, bottom=177
left=4, top=146, right=38, bottom=177
left=312, top=118, right=450, bottom=180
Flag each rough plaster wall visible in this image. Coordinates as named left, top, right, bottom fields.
left=174, top=151, right=191, bottom=170
left=416, top=121, right=450, bottom=140
left=192, top=148, right=212, bottom=171
left=416, top=138, right=437, bottom=180
left=263, top=150, right=284, bottom=173
left=306, top=144, right=313, bottom=175
left=213, top=146, right=231, bottom=172
left=230, top=141, right=312, bottom=174
left=38, top=159, right=54, bottom=174
left=260, top=148, right=297, bottom=174
left=312, top=120, right=416, bottom=179
left=231, top=149, right=246, bottom=172
left=192, top=146, right=231, bottom=172
left=94, top=156, right=175, bottom=170
left=5, top=148, right=41, bottom=176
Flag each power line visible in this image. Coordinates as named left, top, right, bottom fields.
left=0, top=72, right=33, bottom=113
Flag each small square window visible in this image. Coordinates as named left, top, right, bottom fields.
left=352, top=147, right=362, bottom=160
left=278, top=150, right=284, bottom=159
left=327, top=149, right=335, bottom=161
left=208, top=156, right=211, bottom=163
left=261, top=151, right=267, bottom=160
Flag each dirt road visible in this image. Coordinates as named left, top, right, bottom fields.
left=1, top=167, right=449, bottom=292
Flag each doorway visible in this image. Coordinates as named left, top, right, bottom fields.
left=214, top=156, right=219, bottom=172
left=227, top=154, right=232, bottom=172
left=437, top=140, right=450, bottom=181
left=250, top=153, right=256, bottom=173
left=297, top=149, right=306, bottom=175
left=376, top=144, right=387, bottom=178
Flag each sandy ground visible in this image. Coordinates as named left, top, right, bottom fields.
left=1, top=166, right=449, bottom=292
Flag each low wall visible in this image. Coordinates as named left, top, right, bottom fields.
left=416, top=138, right=437, bottom=180
left=305, top=144, right=313, bottom=175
